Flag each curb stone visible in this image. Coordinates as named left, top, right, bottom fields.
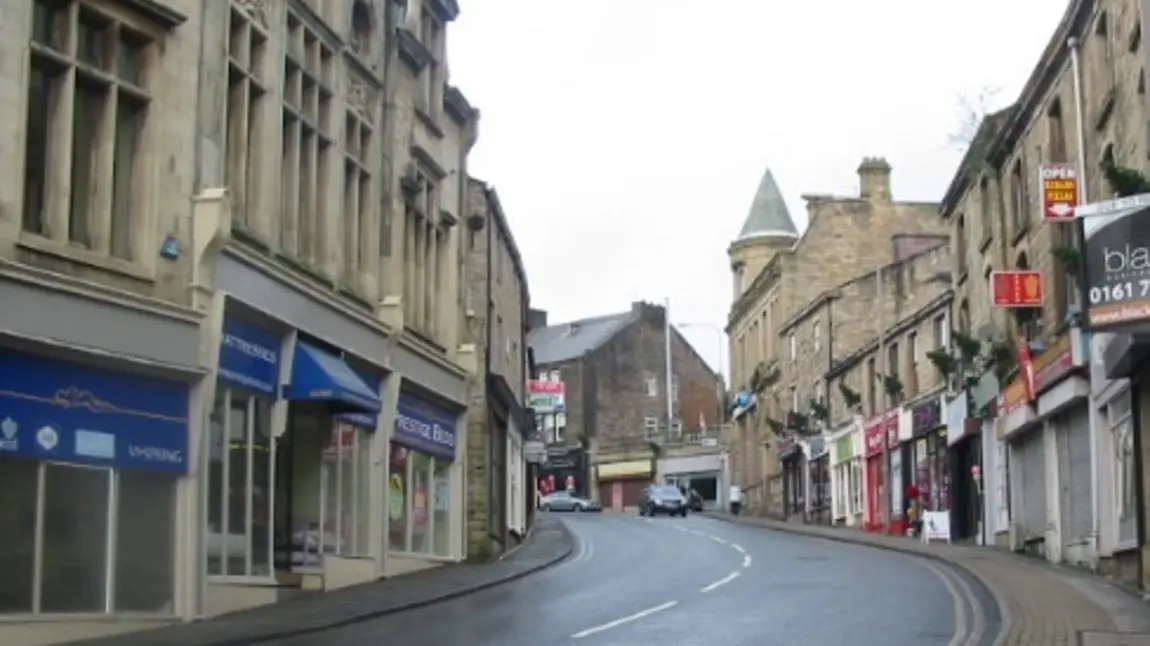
left=204, top=520, right=574, bottom=646
left=701, top=512, right=1010, bottom=645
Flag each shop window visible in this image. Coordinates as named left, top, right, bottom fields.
left=389, top=442, right=454, bottom=557
left=0, top=459, right=175, bottom=615
left=321, top=424, right=372, bottom=558
left=1109, top=395, right=1136, bottom=543
left=388, top=444, right=409, bottom=551
left=207, top=388, right=275, bottom=577
left=849, top=461, right=862, bottom=515
left=434, top=458, right=451, bottom=556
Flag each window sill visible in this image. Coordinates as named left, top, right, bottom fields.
left=206, top=574, right=280, bottom=586
left=387, top=549, right=455, bottom=562
left=415, top=108, right=445, bottom=139
left=0, top=611, right=179, bottom=622
left=17, top=233, right=154, bottom=283
left=1011, top=225, right=1030, bottom=248
left=1113, top=539, right=1139, bottom=553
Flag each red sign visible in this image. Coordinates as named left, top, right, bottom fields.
left=863, top=410, right=899, bottom=457
left=1031, top=334, right=1075, bottom=393
left=1039, top=163, right=1079, bottom=221
left=991, top=270, right=1044, bottom=308
left=999, top=376, right=1032, bottom=415
left=527, top=380, right=564, bottom=394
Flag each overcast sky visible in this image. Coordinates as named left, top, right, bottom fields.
left=448, top=0, right=1066, bottom=378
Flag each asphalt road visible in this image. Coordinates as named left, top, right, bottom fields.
left=272, top=512, right=982, bottom=646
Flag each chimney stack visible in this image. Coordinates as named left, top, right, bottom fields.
left=858, top=157, right=892, bottom=202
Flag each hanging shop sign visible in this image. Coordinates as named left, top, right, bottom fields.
left=1079, top=193, right=1150, bottom=331
left=991, top=270, right=1044, bottom=308
left=527, top=379, right=566, bottom=414
left=1039, top=163, right=1079, bottom=221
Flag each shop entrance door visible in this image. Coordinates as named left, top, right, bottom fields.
left=866, top=456, right=884, bottom=531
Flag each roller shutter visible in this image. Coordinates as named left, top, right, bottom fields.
left=1012, top=430, right=1046, bottom=540
left=1056, top=408, right=1092, bottom=548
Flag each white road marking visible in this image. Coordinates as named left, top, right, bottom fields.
left=700, top=571, right=740, bottom=593
left=707, top=534, right=728, bottom=545
left=922, top=560, right=968, bottom=646
left=571, top=600, right=679, bottom=639
left=742, top=554, right=752, bottom=568
left=730, top=543, right=746, bottom=554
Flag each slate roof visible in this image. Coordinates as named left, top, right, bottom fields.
left=527, top=312, right=635, bottom=365
left=736, top=167, right=799, bottom=241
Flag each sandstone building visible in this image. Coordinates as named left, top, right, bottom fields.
left=725, top=161, right=948, bottom=514
left=0, top=1, right=515, bottom=644
left=939, top=0, right=1146, bottom=582
left=528, top=302, right=723, bottom=507
left=461, top=178, right=533, bottom=560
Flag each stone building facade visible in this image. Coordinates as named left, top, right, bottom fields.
left=940, top=0, right=1147, bottom=583
left=0, top=0, right=500, bottom=644
left=726, top=160, right=948, bottom=514
left=528, top=302, right=723, bottom=506
left=461, top=178, right=532, bottom=560
left=780, top=242, right=953, bottom=426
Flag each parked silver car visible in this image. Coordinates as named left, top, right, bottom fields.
left=540, top=491, right=601, bottom=512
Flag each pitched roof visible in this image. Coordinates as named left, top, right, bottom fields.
left=527, top=312, right=635, bottom=365
left=736, top=167, right=799, bottom=241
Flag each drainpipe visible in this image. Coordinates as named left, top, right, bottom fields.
left=1069, top=34, right=1100, bottom=560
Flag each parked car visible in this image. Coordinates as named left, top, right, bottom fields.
left=639, top=484, right=689, bottom=517
left=540, top=491, right=602, bottom=512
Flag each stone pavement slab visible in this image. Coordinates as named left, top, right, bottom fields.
left=61, top=517, right=574, bottom=646
left=703, top=512, right=1139, bottom=646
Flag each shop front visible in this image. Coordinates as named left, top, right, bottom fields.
left=802, top=437, right=830, bottom=524
left=945, top=392, right=981, bottom=542
left=205, top=306, right=390, bottom=605
left=388, top=390, right=459, bottom=571
left=1092, top=334, right=1136, bottom=582
left=506, top=418, right=527, bottom=539
left=779, top=438, right=803, bottom=520
left=0, top=264, right=206, bottom=645
left=596, top=459, right=653, bottom=510
left=829, top=421, right=860, bottom=526
left=205, top=243, right=472, bottom=611
left=862, top=410, right=898, bottom=532
left=539, top=445, right=589, bottom=499
left=659, top=453, right=723, bottom=510
left=907, top=395, right=947, bottom=532
left=0, top=347, right=195, bottom=634
left=1031, top=331, right=1091, bottom=566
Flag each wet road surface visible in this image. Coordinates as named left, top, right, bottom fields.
left=271, top=512, right=978, bottom=646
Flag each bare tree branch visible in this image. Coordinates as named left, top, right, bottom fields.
left=947, top=86, right=1004, bottom=152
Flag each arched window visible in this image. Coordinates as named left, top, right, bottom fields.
left=351, top=0, right=373, bottom=55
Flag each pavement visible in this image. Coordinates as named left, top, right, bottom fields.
left=60, top=516, right=574, bottom=646
left=703, top=512, right=1150, bottom=646
left=263, top=511, right=994, bottom=645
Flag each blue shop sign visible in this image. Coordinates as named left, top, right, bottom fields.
left=0, top=350, right=190, bottom=474
left=394, top=393, right=458, bottom=461
left=338, top=368, right=384, bottom=428
left=218, top=316, right=281, bottom=396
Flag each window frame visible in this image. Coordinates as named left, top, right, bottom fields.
left=1, top=459, right=177, bottom=615
left=22, top=0, right=160, bottom=275
left=207, top=387, right=277, bottom=581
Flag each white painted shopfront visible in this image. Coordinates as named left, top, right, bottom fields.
left=829, top=419, right=862, bottom=527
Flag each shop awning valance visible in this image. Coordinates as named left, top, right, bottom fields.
left=287, top=342, right=382, bottom=414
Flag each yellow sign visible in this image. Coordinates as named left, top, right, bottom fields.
left=597, top=460, right=651, bottom=479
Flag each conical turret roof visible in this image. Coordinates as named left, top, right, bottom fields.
left=735, top=167, right=798, bottom=241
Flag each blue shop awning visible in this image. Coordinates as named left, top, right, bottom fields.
left=287, top=342, right=382, bottom=413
